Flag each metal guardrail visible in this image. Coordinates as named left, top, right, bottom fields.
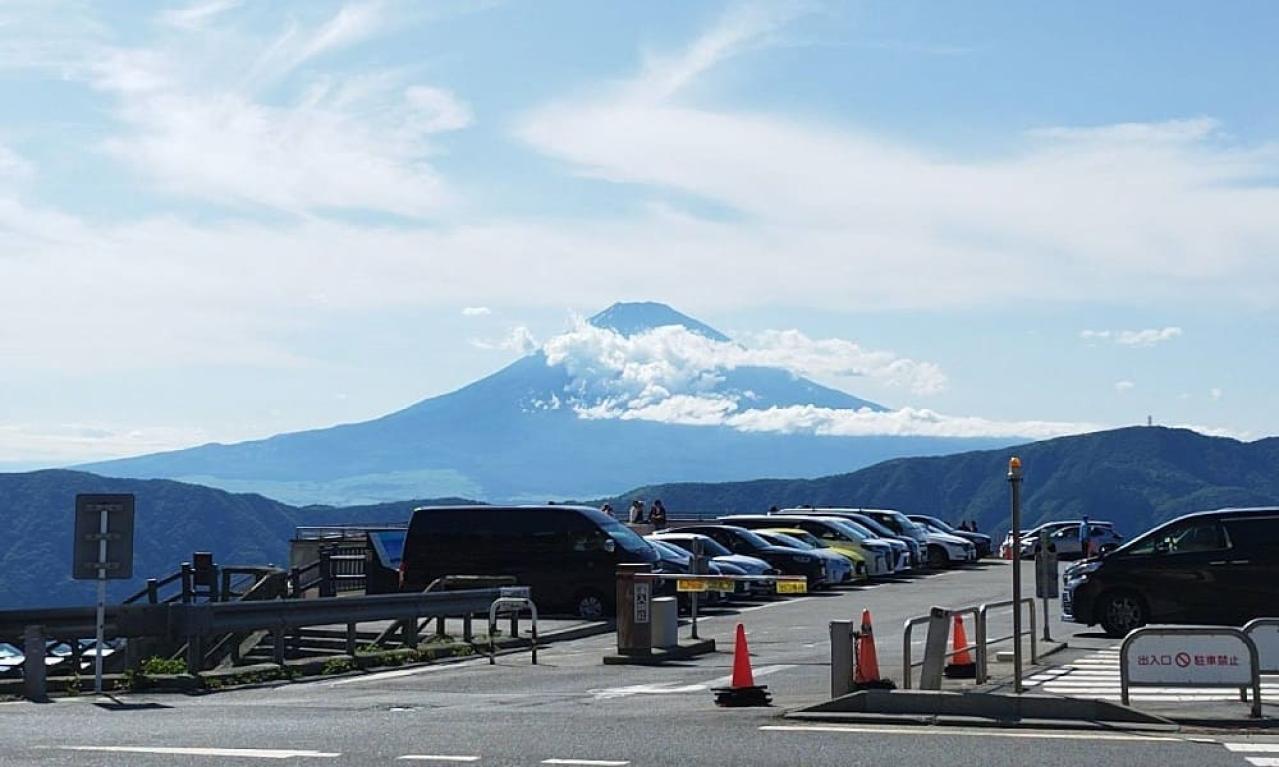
left=900, top=597, right=1037, bottom=688
left=975, top=597, right=1037, bottom=684
left=1242, top=618, right=1279, bottom=674
left=901, top=605, right=979, bottom=690
left=488, top=590, right=538, bottom=665
left=3, top=588, right=513, bottom=673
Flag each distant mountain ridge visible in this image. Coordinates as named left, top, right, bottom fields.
left=9, top=426, right=1278, bottom=609
left=80, top=302, right=998, bottom=505
left=598, top=427, right=1279, bottom=537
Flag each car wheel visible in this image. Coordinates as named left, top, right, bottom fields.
left=927, top=546, right=949, bottom=569
left=574, top=589, right=609, bottom=620
left=1098, top=591, right=1147, bottom=637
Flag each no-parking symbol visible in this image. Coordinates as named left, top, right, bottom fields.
left=1175, top=652, right=1191, bottom=668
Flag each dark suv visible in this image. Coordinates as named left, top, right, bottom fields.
left=1062, top=507, right=1279, bottom=637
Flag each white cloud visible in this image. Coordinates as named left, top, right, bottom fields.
left=1114, top=380, right=1136, bottom=393
left=1081, top=327, right=1182, bottom=347
left=160, top=0, right=241, bottom=30
left=472, top=326, right=539, bottom=355
left=1211, top=387, right=1224, bottom=401
left=518, top=12, right=1279, bottom=311
left=0, top=423, right=217, bottom=463
left=83, top=4, right=468, bottom=217
left=461, top=306, right=492, bottom=316
left=577, top=394, right=1101, bottom=440
left=0, top=143, right=33, bottom=180
left=541, top=320, right=944, bottom=414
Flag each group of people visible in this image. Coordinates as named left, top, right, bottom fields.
left=956, top=520, right=980, bottom=533
left=600, top=499, right=668, bottom=529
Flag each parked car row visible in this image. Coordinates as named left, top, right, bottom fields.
left=999, top=520, right=1124, bottom=560
left=392, top=504, right=990, bottom=620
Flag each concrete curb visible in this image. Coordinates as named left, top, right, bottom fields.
left=603, top=639, right=717, bottom=666
left=787, top=689, right=1179, bottom=732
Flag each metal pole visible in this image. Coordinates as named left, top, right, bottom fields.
left=94, top=507, right=108, bottom=694
left=1009, top=456, right=1024, bottom=694
left=690, top=539, right=702, bottom=640
left=1042, top=598, right=1052, bottom=642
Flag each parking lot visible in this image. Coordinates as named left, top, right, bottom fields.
left=0, top=562, right=1086, bottom=764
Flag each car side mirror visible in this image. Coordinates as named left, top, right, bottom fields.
left=603, top=539, right=616, bottom=553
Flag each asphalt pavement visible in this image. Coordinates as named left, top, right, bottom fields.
left=3, top=561, right=1272, bottom=766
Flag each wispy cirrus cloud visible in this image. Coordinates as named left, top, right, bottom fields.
left=1081, top=327, right=1183, bottom=347
left=82, top=3, right=469, bottom=217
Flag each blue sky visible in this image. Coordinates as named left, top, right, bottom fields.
left=1, top=0, right=1276, bottom=465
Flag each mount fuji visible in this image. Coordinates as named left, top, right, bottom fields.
left=82, top=303, right=1010, bottom=504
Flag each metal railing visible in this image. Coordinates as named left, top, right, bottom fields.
left=901, top=605, right=979, bottom=690
left=900, top=597, right=1037, bottom=688
left=4, top=587, right=515, bottom=674
left=489, top=590, right=538, bottom=665
left=975, top=597, right=1037, bottom=683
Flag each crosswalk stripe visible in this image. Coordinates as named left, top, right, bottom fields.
left=1224, top=744, right=1279, bottom=753
left=1241, top=758, right=1279, bottom=766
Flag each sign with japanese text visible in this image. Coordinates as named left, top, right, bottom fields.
left=1125, top=632, right=1253, bottom=686
left=676, top=579, right=708, bottom=593
left=633, top=581, right=651, bottom=624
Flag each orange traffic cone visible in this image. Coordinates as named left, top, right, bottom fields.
left=853, top=609, right=895, bottom=690
left=944, top=614, right=977, bottom=679
left=713, top=623, right=771, bottom=707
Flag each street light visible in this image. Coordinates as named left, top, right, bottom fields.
left=1008, top=455, right=1024, bottom=693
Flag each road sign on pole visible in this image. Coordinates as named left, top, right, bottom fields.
left=72, top=494, right=135, bottom=695
left=1035, top=530, right=1058, bottom=642
left=1008, top=456, right=1024, bottom=694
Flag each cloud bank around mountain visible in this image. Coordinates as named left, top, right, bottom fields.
left=538, top=320, right=1098, bottom=440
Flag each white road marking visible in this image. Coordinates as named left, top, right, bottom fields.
left=397, top=756, right=481, bottom=762
left=326, top=660, right=484, bottom=686
left=589, top=664, right=795, bottom=700
left=1225, top=744, right=1279, bottom=753
left=735, top=597, right=813, bottom=613
left=541, top=760, right=629, bottom=766
left=759, top=725, right=1182, bottom=742
left=56, top=746, right=339, bottom=759
left=1242, top=759, right=1279, bottom=767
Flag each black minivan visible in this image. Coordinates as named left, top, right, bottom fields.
left=1063, top=507, right=1279, bottom=637
left=400, top=505, right=659, bottom=619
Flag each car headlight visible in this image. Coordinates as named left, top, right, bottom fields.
left=1066, top=560, right=1103, bottom=580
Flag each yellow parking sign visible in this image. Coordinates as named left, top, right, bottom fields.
left=707, top=578, right=735, bottom=592
left=776, top=578, right=807, bottom=594
left=676, top=578, right=708, bottom=592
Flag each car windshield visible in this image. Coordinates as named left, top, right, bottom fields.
left=847, top=516, right=895, bottom=538
left=660, top=535, right=732, bottom=558
left=761, top=532, right=813, bottom=550
left=734, top=528, right=775, bottom=549
left=598, top=517, right=657, bottom=556
left=782, top=530, right=827, bottom=548
left=652, top=540, right=691, bottom=562
left=824, top=519, right=873, bottom=541
left=928, top=517, right=957, bottom=533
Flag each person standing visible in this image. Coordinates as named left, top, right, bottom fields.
left=1079, top=516, right=1092, bottom=559
left=650, top=499, right=668, bottom=530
